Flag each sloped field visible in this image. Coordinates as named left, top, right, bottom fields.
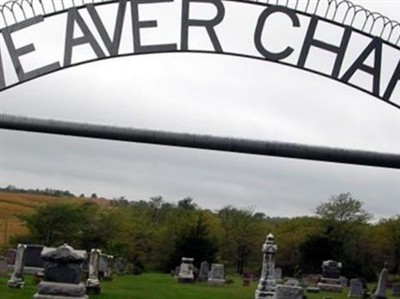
left=0, top=192, right=108, bottom=248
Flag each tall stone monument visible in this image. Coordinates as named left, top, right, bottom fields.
left=255, top=233, right=277, bottom=299
left=86, top=249, right=101, bottom=294
left=33, top=244, right=88, bottom=299
left=373, top=264, right=388, bottom=299
left=178, top=257, right=194, bottom=283
left=8, top=244, right=26, bottom=288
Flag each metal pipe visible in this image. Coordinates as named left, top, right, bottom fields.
left=0, top=114, right=399, bottom=169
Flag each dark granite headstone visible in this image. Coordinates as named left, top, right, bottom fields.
left=42, top=245, right=85, bottom=284
left=33, top=244, right=88, bottom=299
left=317, top=260, right=343, bottom=292
left=25, top=245, right=45, bottom=268
left=322, top=260, right=341, bottom=279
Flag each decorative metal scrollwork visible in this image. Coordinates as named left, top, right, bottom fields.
left=0, top=0, right=399, bottom=46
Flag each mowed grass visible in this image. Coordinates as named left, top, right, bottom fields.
left=0, top=273, right=397, bottom=299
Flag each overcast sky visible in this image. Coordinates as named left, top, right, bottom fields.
left=0, top=0, right=399, bottom=220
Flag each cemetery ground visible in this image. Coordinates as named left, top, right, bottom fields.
left=0, top=273, right=398, bottom=299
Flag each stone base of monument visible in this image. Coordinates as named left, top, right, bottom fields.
left=207, top=278, right=225, bottom=286
left=86, top=279, right=101, bottom=295
left=255, top=289, right=275, bottom=299
left=33, top=281, right=88, bottom=299
left=177, top=277, right=194, bottom=283
left=273, top=285, right=304, bottom=299
left=7, top=277, right=24, bottom=288
left=317, top=282, right=343, bottom=292
left=178, top=274, right=194, bottom=283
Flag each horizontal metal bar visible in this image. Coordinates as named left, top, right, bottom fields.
left=0, top=114, right=399, bottom=169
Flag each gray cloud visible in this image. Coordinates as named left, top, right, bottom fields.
left=0, top=0, right=399, bottom=220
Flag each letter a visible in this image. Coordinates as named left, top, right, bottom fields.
left=64, top=8, right=106, bottom=67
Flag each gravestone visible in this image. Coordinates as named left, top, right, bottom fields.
left=8, top=244, right=26, bottom=288
left=99, top=254, right=107, bottom=276
left=178, top=257, right=194, bottom=283
left=284, top=278, right=300, bottom=287
left=316, top=260, right=343, bottom=292
left=104, top=255, right=113, bottom=281
left=242, top=273, right=252, bottom=287
left=4, top=248, right=16, bottom=265
left=0, top=256, right=8, bottom=276
left=33, top=244, right=88, bottom=299
left=207, top=263, right=226, bottom=286
left=255, top=233, right=278, bottom=299
left=392, top=283, right=400, bottom=297
left=322, top=260, right=341, bottom=278
left=114, top=258, right=124, bottom=275
left=273, top=284, right=304, bottom=299
left=348, top=279, right=363, bottom=298
left=274, top=268, right=283, bottom=281
left=198, top=261, right=209, bottom=282
left=24, top=244, right=46, bottom=274
left=99, top=254, right=113, bottom=281
left=373, top=265, right=388, bottom=299
left=86, top=249, right=101, bottom=294
left=339, top=276, right=348, bottom=287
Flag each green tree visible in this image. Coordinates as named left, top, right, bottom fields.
left=274, top=216, right=324, bottom=274
left=218, top=206, right=265, bottom=274
left=375, top=216, right=400, bottom=274
left=315, top=193, right=372, bottom=223
left=19, top=203, right=96, bottom=247
left=312, top=193, right=373, bottom=278
left=166, top=212, right=219, bottom=271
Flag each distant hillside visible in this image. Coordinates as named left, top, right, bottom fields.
left=0, top=191, right=109, bottom=248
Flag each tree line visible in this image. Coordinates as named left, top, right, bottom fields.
left=10, top=193, right=400, bottom=281
left=1, top=185, right=76, bottom=198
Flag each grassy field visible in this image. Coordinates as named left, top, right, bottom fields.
left=0, top=273, right=397, bottom=299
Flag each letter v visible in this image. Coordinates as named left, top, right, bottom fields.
left=86, top=0, right=127, bottom=56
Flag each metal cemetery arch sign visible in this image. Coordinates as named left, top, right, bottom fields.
left=0, top=0, right=399, bottom=169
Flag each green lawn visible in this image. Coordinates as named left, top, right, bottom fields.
left=0, top=273, right=397, bottom=299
